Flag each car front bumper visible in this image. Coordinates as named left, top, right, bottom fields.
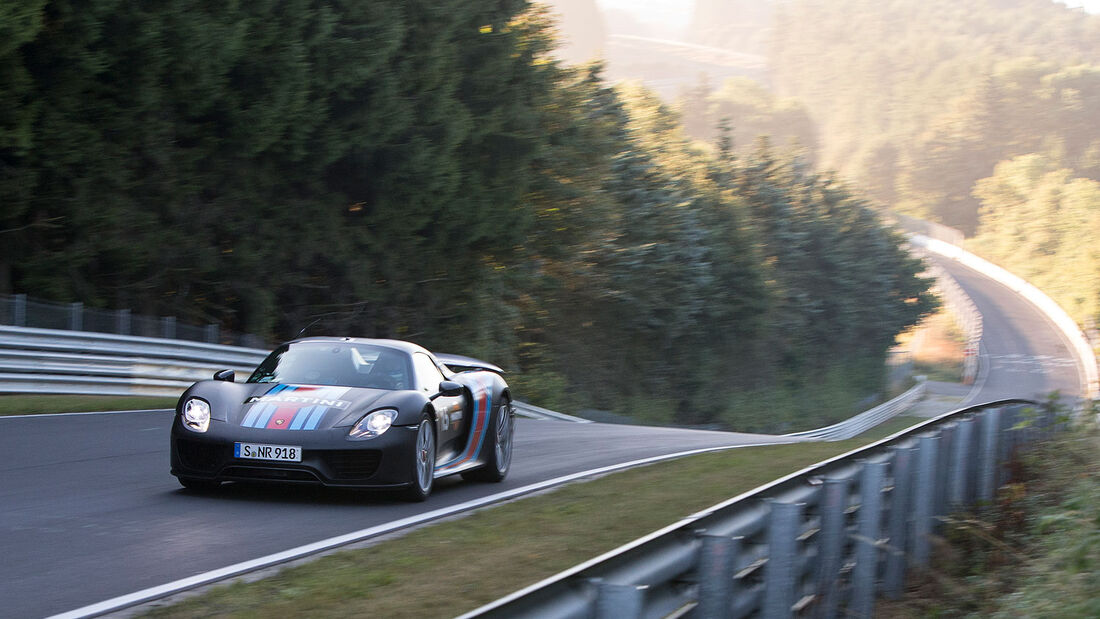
left=170, top=416, right=419, bottom=488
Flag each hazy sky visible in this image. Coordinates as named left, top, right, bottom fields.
left=597, top=0, right=693, bottom=30
left=596, top=0, right=1100, bottom=33
left=1062, top=0, right=1100, bottom=10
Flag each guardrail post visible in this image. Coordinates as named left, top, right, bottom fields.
left=13, top=293, right=26, bottom=326
left=933, top=424, right=953, bottom=521
left=815, top=476, right=851, bottom=617
left=1041, top=401, right=1055, bottom=441
left=764, top=500, right=803, bottom=618
left=851, top=460, right=886, bottom=618
left=162, top=316, right=176, bottom=339
left=998, top=406, right=1015, bottom=487
left=205, top=323, right=219, bottom=344
left=593, top=579, right=644, bottom=618
left=117, top=309, right=131, bottom=335
left=948, top=418, right=972, bottom=509
left=884, top=446, right=913, bottom=599
left=978, top=408, right=1001, bottom=503
left=912, top=434, right=940, bottom=567
left=698, top=533, right=739, bottom=617
left=69, top=302, right=83, bottom=331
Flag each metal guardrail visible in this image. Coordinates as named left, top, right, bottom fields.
left=513, top=402, right=594, bottom=423
left=0, top=292, right=266, bottom=348
left=0, top=327, right=597, bottom=417
left=784, top=380, right=926, bottom=441
left=0, top=325, right=268, bottom=397
left=460, top=399, right=1052, bottom=619
left=0, top=327, right=930, bottom=436
left=925, top=262, right=983, bottom=384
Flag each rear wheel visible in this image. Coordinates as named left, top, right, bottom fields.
left=462, top=397, right=513, bottom=483
left=403, top=417, right=436, bottom=502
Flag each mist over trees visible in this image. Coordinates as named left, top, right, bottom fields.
left=670, top=0, right=1100, bottom=332
left=1, top=1, right=936, bottom=429
left=770, top=0, right=1100, bottom=233
left=767, top=0, right=1100, bottom=331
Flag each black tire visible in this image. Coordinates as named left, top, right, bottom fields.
left=403, top=417, right=436, bottom=502
left=178, top=477, right=220, bottom=492
left=462, top=397, right=513, bottom=483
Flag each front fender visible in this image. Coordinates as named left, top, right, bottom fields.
left=177, top=380, right=253, bottom=422
left=332, top=390, right=433, bottom=427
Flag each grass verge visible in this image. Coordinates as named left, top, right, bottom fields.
left=142, top=415, right=925, bottom=619
left=0, top=394, right=177, bottom=416
left=898, top=308, right=966, bottom=382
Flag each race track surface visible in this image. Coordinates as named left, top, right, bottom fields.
left=0, top=415, right=786, bottom=618
left=0, top=255, right=1085, bottom=618
left=935, top=256, right=1083, bottom=402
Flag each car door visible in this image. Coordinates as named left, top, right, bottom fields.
left=411, top=352, right=466, bottom=455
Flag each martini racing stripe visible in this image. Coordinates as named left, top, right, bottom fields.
left=253, top=405, right=277, bottom=429
left=288, top=406, right=316, bottom=430
left=238, top=385, right=351, bottom=430
left=240, top=403, right=268, bottom=428
left=436, top=374, right=492, bottom=472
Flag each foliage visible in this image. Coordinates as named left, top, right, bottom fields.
left=768, top=0, right=1100, bottom=234
left=677, top=76, right=817, bottom=164
left=1, top=1, right=935, bottom=430
left=519, top=71, right=934, bottom=426
left=968, top=154, right=1100, bottom=326
left=2, top=0, right=546, bottom=347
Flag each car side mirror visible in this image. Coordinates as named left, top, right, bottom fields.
left=431, top=381, right=464, bottom=400
left=213, top=369, right=235, bottom=382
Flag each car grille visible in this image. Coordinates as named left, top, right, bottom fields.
left=175, top=439, right=223, bottom=473
left=221, top=466, right=320, bottom=482
left=323, top=450, right=383, bottom=480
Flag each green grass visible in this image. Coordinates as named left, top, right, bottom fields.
left=0, top=394, right=177, bottom=416
left=913, top=358, right=965, bottom=383
left=142, top=415, right=926, bottom=618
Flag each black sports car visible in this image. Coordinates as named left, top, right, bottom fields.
left=170, top=337, right=514, bottom=501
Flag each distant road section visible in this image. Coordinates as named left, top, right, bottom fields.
left=934, top=256, right=1084, bottom=402
left=608, top=35, right=767, bottom=70
left=604, top=35, right=768, bottom=97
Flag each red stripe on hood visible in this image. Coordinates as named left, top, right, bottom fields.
left=266, top=406, right=299, bottom=429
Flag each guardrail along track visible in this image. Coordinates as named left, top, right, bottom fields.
left=462, top=399, right=1053, bottom=619
left=0, top=325, right=268, bottom=397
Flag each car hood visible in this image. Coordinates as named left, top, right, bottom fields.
left=229, top=383, right=393, bottom=431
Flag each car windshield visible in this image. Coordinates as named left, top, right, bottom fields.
left=247, top=342, right=411, bottom=390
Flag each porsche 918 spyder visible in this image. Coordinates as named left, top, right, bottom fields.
left=170, top=337, right=514, bottom=501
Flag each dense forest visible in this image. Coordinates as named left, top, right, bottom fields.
left=1, top=1, right=936, bottom=430
left=676, top=0, right=1100, bottom=332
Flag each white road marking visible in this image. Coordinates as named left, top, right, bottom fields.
left=48, top=439, right=793, bottom=619
left=0, top=409, right=171, bottom=420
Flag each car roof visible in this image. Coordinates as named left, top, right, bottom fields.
left=287, top=337, right=431, bottom=357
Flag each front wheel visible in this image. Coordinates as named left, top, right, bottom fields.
left=462, top=397, right=513, bottom=483
left=403, top=417, right=436, bottom=502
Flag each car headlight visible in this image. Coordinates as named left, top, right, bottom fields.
left=182, top=398, right=211, bottom=433
left=348, top=409, right=398, bottom=440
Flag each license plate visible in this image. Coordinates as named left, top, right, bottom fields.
left=234, top=442, right=302, bottom=462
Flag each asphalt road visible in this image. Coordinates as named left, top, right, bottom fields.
left=0, top=256, right=1086, bottom=618
left=935, top=256, right=1084, bottom=402
left=0, top=414, right=789, bottom=618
